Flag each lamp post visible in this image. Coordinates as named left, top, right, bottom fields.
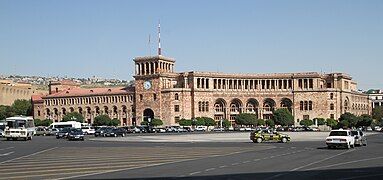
left=148, top=117, right=152, bottom=133
left=192, top=118, right=197, bottom=130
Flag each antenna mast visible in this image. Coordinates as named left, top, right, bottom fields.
left=158, top=21, right=161, bottom=55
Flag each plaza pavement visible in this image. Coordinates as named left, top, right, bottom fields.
left=90, top=131, right=378, bottom=143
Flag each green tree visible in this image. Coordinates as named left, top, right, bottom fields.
left=357, top=114, right=373, bottom=127
left=372, top=106, right=383, bottom=122
left=62, top=112, right=84, bottom=123
left=266, top=119, right=275, bottom=127
left=0, top=105, right=15, bottom=119
left=314, top=118, right=326, bottom=125
left=257, top=119, right=266, bottom=126
left=326, top=118, right=338, bottom=128
left=272, top=109, right=294, bottom=126
left=94, top=115, right=111, bottom=126
left=220, top=119, right=231, bottom=128
left=110, top=118, right=120, bottom=126
left=195, top=117, right=206, bottom=126
left=339, top=112, right=358, bottom=128
left=235, top=113, right=257, bottom=126
left=151, top=118, right=163, bottom=127
left=178, top=119, right=192, bottom=126
left=338, top=119, right=349, bottom=128
left=11, top=99, right=32, bottom=116
left=300, top=119, right=313, bottom=127
left=203, top=117, right=216, bottom=126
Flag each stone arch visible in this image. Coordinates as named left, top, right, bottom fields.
left=113, top=105, right=118, bottom=115
left=95, top=106, right=100, bottom=115
left=46, top=108, right=51, bottom=116
left=143, top=108, right=154, bottom=122
left=53, top=108, right=58, bottom=116
left=344, top=96, right=350, bottom=112
left=78, top=107, right=83, bottom=114
left=280, top=98, right=293, bottom=112
left=69, top=107, right=75, bottom=113
left=263, top=98, right=276, bottom=112
left=246, top=98, right=259, bottom=113
left=122, top=105, right=127, bottom=114
left=104, top=106, right=109, bottom=115
left=230, top=98, right=243, bottom=113
left=62, top=107, right=67, bottom=115
left=214, top=98, right=227, bottom=112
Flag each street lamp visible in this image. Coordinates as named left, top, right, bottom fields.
left=192, top=118, right=197, bottom=130
left=148, top=117, right=152, bottom=133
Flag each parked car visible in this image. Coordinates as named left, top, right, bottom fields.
left=56, top=127, right=72, bottom=139
left=104, top=128, right=127, bottom=137
left=326, top=129, right=355, bottom=149
left=94, top=127, right=112, bottom=137
left=351, top=130, right=367, bottom=146
left=250, top=129, right=291, bottom=143
left=213, top=127, right=225, bottom=132
left=195, top=126, right=207, bottom=131
left=81, top=126, right=96, bottom=135
left=374, top=126, right=382, bottom=131
left=68, top=129, right=85, bottom=141
left=366, top=127, right=373, bottom=131
left=35, top=127, right=50, bottom=136
left=183, top=127, right=194, bottom=132
left=152, top=127, right=166, bottom=133
left=49, top=128, right=59, bottom=136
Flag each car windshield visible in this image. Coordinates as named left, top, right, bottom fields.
left=6, top=120, right=26, bottom=128
left=329, top=131, right=348, bottom=136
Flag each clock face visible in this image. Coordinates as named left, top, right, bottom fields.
left=144, top=81, right=152, bottom=90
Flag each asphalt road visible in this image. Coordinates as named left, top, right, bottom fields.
left=0, top=132, right=382, bottom=180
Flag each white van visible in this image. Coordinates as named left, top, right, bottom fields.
left=49, top=121, right=81, bottom=129
left=4, top=116, right=35, bottom=141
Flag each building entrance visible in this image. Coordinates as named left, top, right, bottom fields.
left=143, top=109, right=154, bottom=122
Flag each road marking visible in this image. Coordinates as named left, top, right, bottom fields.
left=189, top=171, right=201, bottom=176
left=219, top=165, right=227, bottom=168
left=205, top=168, right=216, bottom=172
left=0, top=152, right=14, bottom=157
left=0, top=147, right=57, bottom=165
left=231, top=163, right=240, bottom=166
left=265, top=149, right=355, bottom=180
left=0, top=147, right=14, bottom=151
left=290, top=149, right=355, bottom=171
left=242, top=161, right=250, bottom=164
left=307, top=156, right=383, bottom=170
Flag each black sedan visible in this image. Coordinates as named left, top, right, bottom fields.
left=56, top=128, right=72, bottom=139
left=68, top=129, right=84, bottom=141
left=94, top=127, right=112, bottom=137
left=104, top=128, right=127, bottom=137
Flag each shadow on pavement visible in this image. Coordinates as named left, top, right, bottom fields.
left=120, top=166, right=383, bottom=180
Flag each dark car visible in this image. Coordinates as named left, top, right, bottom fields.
left=104, top=128, right=127, bottom=137
left=68, top=129, right=85, bottom=141
left=56, top=127, right=72, bottom=139
left=94, top=127, right=112, bottom=137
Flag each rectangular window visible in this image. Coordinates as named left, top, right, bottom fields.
left=303, top=115, right=310, bottom=120
left=309, top=79, right=313, bottom=89
left=175, top=105, right=180, bottom=112
left=330, top=114, right=335, bottom=119
left=175, top=116, right=180, bottom=122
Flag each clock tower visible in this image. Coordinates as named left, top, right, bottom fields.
left=133, top=55, right=176, bottom=125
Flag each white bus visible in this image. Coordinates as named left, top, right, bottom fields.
left=49, top=121, right=81, bottom=129
left=4, top=116, right=35, bottom=141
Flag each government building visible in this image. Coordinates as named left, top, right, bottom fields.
left=32, top=54, right=371, bottom=126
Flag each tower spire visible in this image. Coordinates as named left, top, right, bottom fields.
left=158, top=21, right=161, bottom=56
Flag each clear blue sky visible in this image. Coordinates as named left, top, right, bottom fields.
left=1, top=0, right=382, bottom=90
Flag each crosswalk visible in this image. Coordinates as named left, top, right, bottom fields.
left=0, top=146, right=265, bottom=179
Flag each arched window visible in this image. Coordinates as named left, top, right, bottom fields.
left=308, top=101, right=313, bottom=110
left=330, top=103, right=334, bottom=110
left=175, top=93, right=179, bottom=100
left=330, top=93, right=334, bottom=100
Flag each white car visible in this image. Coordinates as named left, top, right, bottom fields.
left=326, top=129, right=355, bottom=149
left=81, top=126, right=96, bottom=135
left=195, top=126, right=207, bottom=131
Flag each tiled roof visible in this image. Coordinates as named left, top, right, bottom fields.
left=44, top=86, right=133, bottom=98
left=31, top=95, right=43, bottom=102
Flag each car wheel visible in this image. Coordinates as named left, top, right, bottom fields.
left=256, top=138, right=262, bottom=143
left=281, top=138, right=287, bottom=143
left=6, top=137, right=11, bottom=141
left=327, top=145, right=332, bottom=149
left=363, top=141, right=367, bottom=146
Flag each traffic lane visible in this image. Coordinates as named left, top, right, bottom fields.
left=0, top=137, right=57, bottom=164
left=81, top=135, right=383, bottom=179
left=80, top=142, right=313, bottom=179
